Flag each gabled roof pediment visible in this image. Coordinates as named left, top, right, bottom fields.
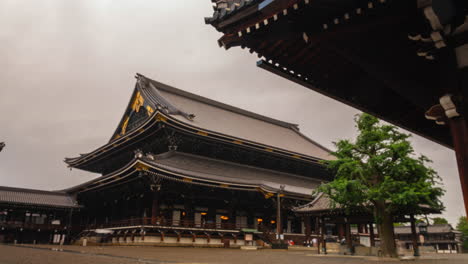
left=110, top=73, right=193, bottom=141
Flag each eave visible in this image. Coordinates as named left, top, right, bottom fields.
left=65, top=111, right=328, bottom=173
left=66, top=153, right=318, bottom=200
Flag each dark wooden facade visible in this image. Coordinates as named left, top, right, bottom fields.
left=0, top=186, right=80, bottom=244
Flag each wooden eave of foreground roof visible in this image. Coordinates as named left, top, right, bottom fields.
left=207, top=0, right=464, bottom=147
left=64, top=152, right=318, bottom=200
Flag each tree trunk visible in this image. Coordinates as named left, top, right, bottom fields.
left=375, top=203, right=398, bottom=258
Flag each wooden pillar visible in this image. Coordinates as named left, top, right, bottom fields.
left=314, top=216, right=320, bottom=235
left=123, top=199, right=129, bottom=222
left=338, top=224, right=345, bottom=239
left=364, top=224, right=369, bottom=234
left=304, top=216, right=311, bottom=245
left=345, top=222, right=352, bottom=254
left=315, top=216, right=320, bottom=254
left=453, top=38, right=468, bottom=218
left=151, top=191, right=159, bottom=225
left=276, top=192, right=282, bottom=240
left=448, top=117, right=468, bottom=218
left=369, top=223, right=375, bottom=247
left=357, top=224, right=364, bottom=234
left=321, top=216, right=327, bottom=254
left=66, top=208, right=73, bottom=245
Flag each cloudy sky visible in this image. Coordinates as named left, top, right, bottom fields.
left=0, top=0, right=464, bottom=225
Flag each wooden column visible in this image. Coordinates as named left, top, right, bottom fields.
left=448, top=117, right=468, bottom=218
left=453, top=39, right=468, bottom=219
left=314, top=216, right=320, bottom=234
left=276, top=192, right=282, bottom=240
left=321, top=216, right=327, bottom=254
left=151, top=191, right=159, bottom=225
left=338, top=224, right=345, bottom=240
left=315, top=216, right=320, bottom=254
left=369, top=223, right=375, bottom=247
left=304, top=216, right=311, bottom=245
left=357, top=224, right=364, bottom=234
left=345, top=222, right=352, bottom=254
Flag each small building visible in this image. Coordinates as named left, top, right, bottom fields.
left=293, top=193, right=442, bottom=255
left=394, top=224, right=462, bottom=254
left=0, top=186, right=80, bottom=244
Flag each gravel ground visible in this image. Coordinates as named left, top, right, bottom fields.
left=0, top=244, right=467, bottom=264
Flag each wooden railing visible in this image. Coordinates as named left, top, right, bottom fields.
left=0, top=221, right=68, bottom=231
left=85, top=217, right=255, bottom=231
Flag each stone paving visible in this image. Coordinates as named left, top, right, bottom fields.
left=0, top=244, right=467, bottom=264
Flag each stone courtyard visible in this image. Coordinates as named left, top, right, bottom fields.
left=0, top=245, right=467, bottom=264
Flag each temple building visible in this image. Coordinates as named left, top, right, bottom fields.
left=0, top=186, right=79, bottom=244
left=394, top=224, right=462, bottom=254
left=59, top=73, right=333, bottom=246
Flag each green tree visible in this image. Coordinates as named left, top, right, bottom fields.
left=431, top=217, right=449, bottom=225
left=317, top=114, right=444, bottom=258
left=456, top=216, right=468, bottom=252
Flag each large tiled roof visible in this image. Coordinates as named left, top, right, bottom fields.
left=145, top=151, right=320, bottom=196
left=66, top=73, right=332, bottom=167
left=0, top=186, right=79, bottom=209
left=66, top=151, right=321, bottom=198
left=148, top=75, right=332, bottom=159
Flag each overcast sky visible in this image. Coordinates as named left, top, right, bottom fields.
left=0, top=0, right=464, bottom=225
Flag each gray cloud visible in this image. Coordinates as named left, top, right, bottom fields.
left=0, top=0, right=464, bottom=225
